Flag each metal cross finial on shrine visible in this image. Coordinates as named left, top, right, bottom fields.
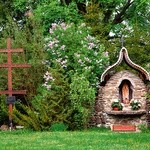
left=0, top=38, right=31, bottom=130
left=121, top=34, right=125, bottom=48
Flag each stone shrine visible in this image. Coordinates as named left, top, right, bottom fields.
left=91, top=47, right=150, bottom=131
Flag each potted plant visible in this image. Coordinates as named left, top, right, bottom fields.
left=130, top=100, right=141, bottom=110
left=111, top=99, right=123, bottom=111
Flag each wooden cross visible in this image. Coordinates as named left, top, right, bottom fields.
left=0, top=38, right=31, bottom=129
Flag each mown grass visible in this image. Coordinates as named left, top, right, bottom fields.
left=0, top=129, right=150, bottom=150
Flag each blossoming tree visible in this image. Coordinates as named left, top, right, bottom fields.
left=43, top=22, right=109, bottom=129
left=45, top=22, right=109, bottom=89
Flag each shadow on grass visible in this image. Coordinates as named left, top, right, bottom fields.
left=85, top=126, right=111, bottom=132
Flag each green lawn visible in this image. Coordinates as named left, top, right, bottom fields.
left=0, top=130, right=150, bottom=150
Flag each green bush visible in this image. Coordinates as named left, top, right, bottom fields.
left=13, top=66, right=71, bottom=131
left=34, top=1, right=82, bottom=34
left=0, top=95, right=8, bottom=125
left=138, top=124, right=150, bottom=133
left=49, top=123, right=68, bottom=131
left=68, top=73, right=95, bottom=130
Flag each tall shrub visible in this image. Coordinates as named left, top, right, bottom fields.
left=45, top=22, right=109, bottom=129
left=69, top=73, right=95, bottom=130
left=13, top=65, right=71, bottom=131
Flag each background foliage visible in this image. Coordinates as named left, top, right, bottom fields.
left=0, top=0, right=149, bottom=130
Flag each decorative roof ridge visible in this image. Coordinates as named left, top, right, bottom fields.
left=101, top=47, right=150, bottom=84
left=122, top=47, right=150, bottom=81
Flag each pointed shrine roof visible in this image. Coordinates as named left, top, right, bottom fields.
left=100, top=47, right=150, bottom=85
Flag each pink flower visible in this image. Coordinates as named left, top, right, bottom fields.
left=60, top=22, right=67, bottom=30
left=88, top=43, right=95, bottom=49
left=104, top=51, right=109, bottom=57
left=52, top=23, right=57, bottom=30
left=49, top=29, right=53, bottom=34
left=48, top=41, right=54, bottom=49
left=60, top=45, right=65, bottom=50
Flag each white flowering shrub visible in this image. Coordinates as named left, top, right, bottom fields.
left=42, top=22, right=109, bottom=130
left=45, top=22, right=109, bottom=88
left=42, top=71, right=55, bottom=90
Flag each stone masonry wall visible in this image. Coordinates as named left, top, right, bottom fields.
left=103, top=70, right=146, bottom=111
left=146, top=84, right=150, bottom=127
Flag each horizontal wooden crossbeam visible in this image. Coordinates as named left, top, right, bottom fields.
left=0, top=90, right=27, bottom=95
left=0, top=49, right=24, bottom=53
left=0, top=64, right=31, bottom=68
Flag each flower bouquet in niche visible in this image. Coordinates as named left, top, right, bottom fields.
left=130, top=100, right=141, bottom=110
left=111, top=99, right=123, bottom=111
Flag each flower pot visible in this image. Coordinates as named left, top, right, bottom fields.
left=113, top=107, right=119, bottom=111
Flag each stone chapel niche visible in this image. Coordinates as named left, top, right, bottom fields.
left=91, top=47, right=150, bottom=130
left=119, top=79, right=133, bottom=104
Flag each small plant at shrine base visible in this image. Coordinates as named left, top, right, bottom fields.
left=111, top=99, right=123, bottom=111
left=130, top=100, right=141, bottom=110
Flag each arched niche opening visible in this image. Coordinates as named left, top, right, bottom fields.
left=119, top=79, right=133, bottom=104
